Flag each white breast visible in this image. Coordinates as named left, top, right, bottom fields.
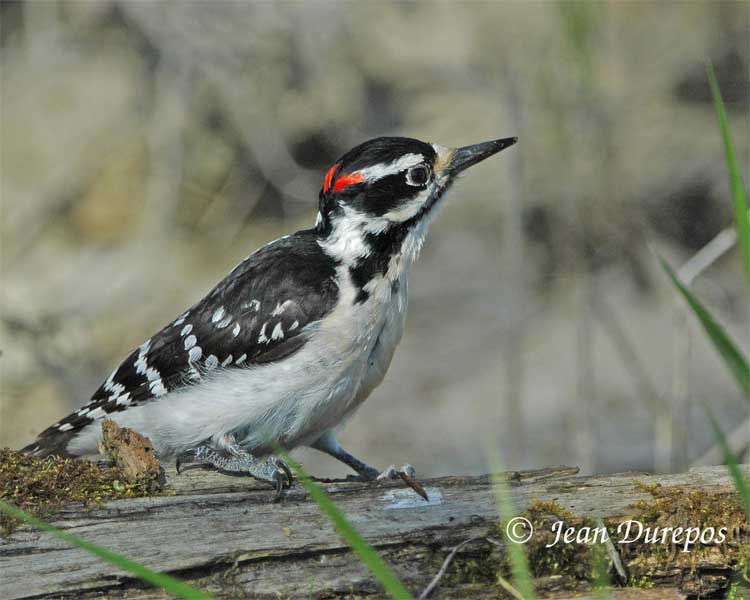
left=355, top=276, right=408, bottom=406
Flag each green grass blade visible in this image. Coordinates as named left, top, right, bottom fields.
left=707, top=63, right=750, bottom=284
left=275, top=450, right=414, bottom=600
left=590, top=537, right=612, bottom=600
left=705, top=408, right=750, bottom=519
left=488, top=452, right=537, bottom=600
left=0, top=499, right=213, bottom=600
left=659, top=255, right=750, bottom=397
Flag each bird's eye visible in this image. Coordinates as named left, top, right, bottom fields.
left=406, top=165, right=430, bottom=187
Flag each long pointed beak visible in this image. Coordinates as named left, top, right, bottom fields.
left=446, top=137, right=518, bottom=176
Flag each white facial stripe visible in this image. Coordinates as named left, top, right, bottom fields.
left=319, top=205, right=381, bottom=258
left=382, top=187, right=432, bottom=222
left=355, top=153, right=424, bottom=183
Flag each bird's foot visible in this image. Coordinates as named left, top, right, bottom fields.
left=176, top=446, right=293, bottom=500
left=376, top=463, right=416, bottom=481
left=251, top=455, right=294, bottom=501
left=175, top=446, right=214, bottom=474
left=377, top=463, right=428, bottom=501
left=348, top=463, right=416, bottom=482
left=346, top=465, right=380, bottom=481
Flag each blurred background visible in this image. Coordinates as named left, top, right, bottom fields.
left=1, top=0, right=748, bottom=478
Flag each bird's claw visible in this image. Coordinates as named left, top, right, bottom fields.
left=266, top=456, right=293, bottom=501
left=276, top=457, right=294, bottom=486
left=376, top=463, right=416, bottom=480
left=176, top=449, right=292, bottom=498
left=175, top=448, right=203, bottom=474
left=377, top=463, right=428, bottom=501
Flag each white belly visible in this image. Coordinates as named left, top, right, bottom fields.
left=67, top=272, right=408, bottom=457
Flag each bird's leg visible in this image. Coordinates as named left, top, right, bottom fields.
left=310, top=431, right=415, bottom=481
left=176, top=435, right=292, bottom=499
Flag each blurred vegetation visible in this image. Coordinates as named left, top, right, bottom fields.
left=1, top=1, right=748, bottom=477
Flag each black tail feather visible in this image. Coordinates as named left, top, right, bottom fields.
left=19, top=431, right=77, bottom=458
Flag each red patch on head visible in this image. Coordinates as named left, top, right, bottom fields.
left=323, top=163, right=338, bottom=193
left=332, top=172, right=365, bottom=193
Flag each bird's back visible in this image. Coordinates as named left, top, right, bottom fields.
left=22, top=229, right=342, bottom=457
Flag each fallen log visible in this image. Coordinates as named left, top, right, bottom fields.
left=1, top=464, right=747, bottom=599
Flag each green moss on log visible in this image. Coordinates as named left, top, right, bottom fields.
left=489, top=484, right=749, bottom=597
left=0, top=448, right=164, bottom=535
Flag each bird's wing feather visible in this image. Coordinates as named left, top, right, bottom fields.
left=34, top=231, right=339, bottom=441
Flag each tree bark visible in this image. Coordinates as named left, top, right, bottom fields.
left=0, top=465, right=745, bottom=599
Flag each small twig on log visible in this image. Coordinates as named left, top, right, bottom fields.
left=484, top=537, right=525, bottom=599
left=418, top=536, right=483, bottom=599
left=596, top=517, right=628, bottom=584
left=496, top=573, right=525, bottom=600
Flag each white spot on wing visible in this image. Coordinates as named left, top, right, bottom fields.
left=189, top=346, right=202, bottom=362
left=271, top=300, right=293, bottom=316
left=290, top=320, right=299, bottom=331
left=242, top=299, right=260, bottom=312
left=212, top=307, right=226, bottom=323
left=173, top=312, right=189, bottom=326
left=87, top=407, right=107, bottom=420
left=58, top=423, right=73, bottom=432
left=205, top=355, right=219, bottom=369
left=232, top=323, right=241, bottom=337
left=105, top=381, right=125, bottom=399
left=104, top=369, right=117, bottom=386
left=134, top=339, right=151, bottom=376
left=217, top=316, right=232, bottom=329
left=116, top=393, right=131, bottom=406
left=236, top=353, right=247, bottom=365
left=222, top=355, right=233, bottom=367
left=271, top=323, right=284, bottom=340
left=149, top=379, right=167, bottom=396
left=145, top=367, right=161, bottom=382
left=258, top=323, right=269, bottom=343
left=181, top=324, right=193, bottom=337
left=184, top=335, right=197, bottom=350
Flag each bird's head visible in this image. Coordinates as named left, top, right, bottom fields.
left=316, top=136, right=517, bottom=293
left=317, top=136, right=516, bottom=234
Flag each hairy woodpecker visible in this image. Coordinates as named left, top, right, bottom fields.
left=22, top=135, right=517, bottom=495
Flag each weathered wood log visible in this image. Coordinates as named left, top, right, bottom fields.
left=1, top=465, right=746, bottom=599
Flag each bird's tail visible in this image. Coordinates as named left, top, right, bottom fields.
left=19, top=429, right=77, bottom=458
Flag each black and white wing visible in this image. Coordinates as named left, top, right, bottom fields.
left=26, top=230, right=339, bottom=454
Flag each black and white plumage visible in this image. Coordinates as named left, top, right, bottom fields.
left=28, top=232, right=339, bottom=455
left=22, top=135, right=517, bottom=491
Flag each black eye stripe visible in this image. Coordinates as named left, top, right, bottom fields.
left=346, top=172, right=424, bottom=216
